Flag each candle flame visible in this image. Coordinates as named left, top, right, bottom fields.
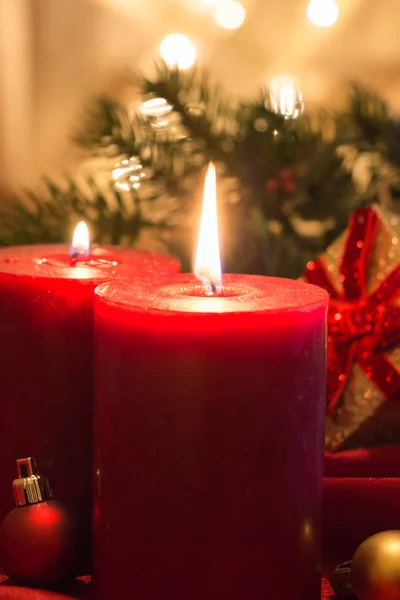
left=194, top=162, right=222, bottom=295
left=70, top=221, right=90, bottom=260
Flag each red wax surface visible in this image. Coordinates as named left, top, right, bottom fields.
left=93, top=274, right=328, bottom=600
left=0, top=245, right=179, bottom=534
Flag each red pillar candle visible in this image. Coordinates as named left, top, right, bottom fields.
left=0, top=237, right=179, bottom=530
left=93, top=274, right=328, bottom=600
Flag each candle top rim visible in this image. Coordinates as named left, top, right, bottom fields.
left=95, top=274, right=328, bottom=315
left=0, top=244, right=180, bottom=280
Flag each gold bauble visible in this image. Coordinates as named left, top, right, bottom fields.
left=351, top=531, right=400, bottom=600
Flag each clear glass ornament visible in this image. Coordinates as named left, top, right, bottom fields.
left=139, top=97, right=173, bottom=120
left=139, top=97, right=187, bottom=140
left=112, top=156, right=144, bottom=192
left=139, top=97, right=176, bottom=132
left=268, top=76, right=304, bottom=119
left=164, top=113, right=188, bottom=140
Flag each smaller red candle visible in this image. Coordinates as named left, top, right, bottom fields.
left=0, top=225, right=179, bottom=529
left=93, top=165, right=328, bottom=600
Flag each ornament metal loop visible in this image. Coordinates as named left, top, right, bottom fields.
left=12, top=457, right=52, bottom=507
left=330, top=561, right=353, bottom=597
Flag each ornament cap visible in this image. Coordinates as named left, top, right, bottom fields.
left=12, top=458, right=53, bottom=507
left=330, top=561, right=353, bottom=596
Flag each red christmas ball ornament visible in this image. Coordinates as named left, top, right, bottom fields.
left=0, top=458, right=79, bottom=588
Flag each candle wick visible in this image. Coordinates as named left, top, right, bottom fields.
left=70, top=252, right=79, bottom=267
left=196, top=271, right=221, bottom=296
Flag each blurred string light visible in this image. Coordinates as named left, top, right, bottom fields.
left=215, top=0, right=246, bottom=30
left=160, top=34, right=197, bottom=69
left=307, top=0, right=339, bottom=27
left=268, top=76, right=304, bottom=119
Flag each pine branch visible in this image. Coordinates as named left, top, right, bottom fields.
left=343, top=84, right=390, bottom=143
left=0, top=177, right=167, bottom=247
left=2, top=68, right=400, bottom=279
left=142, top=66, right=236, bottom=159
left=74, top=97, right=138, bottom=156
left=335, top=84, right=400, bottom=168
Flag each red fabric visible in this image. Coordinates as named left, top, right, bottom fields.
left=0, top=576, right=332, bottom=599
left=0, top=587, right=87, bottom=600
left=323, top=477, right=400, bottom=555
left=325, top=443, right=400, bottom=477
left=0, top=575, right=90, bottom=599
left=323, top=444, right=400, bottom=561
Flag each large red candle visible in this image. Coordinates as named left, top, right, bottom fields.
left=0, top=240, right=179, bottom=531
left=93, top=273, right=327, bottom=600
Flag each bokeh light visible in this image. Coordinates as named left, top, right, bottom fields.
left=215, top=0, right=246, bottom=30
left=269, top=76, right=304, bottom=119
left=160, top=34, right=197, bottom=70
left=307, top=0, right=339, bottom=27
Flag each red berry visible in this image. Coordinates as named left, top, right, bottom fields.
left=283, top=180, right=295, bottom=193
left=280, top=168, right=293, bottom=181
left=265, top=179, right=279, bottom=193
